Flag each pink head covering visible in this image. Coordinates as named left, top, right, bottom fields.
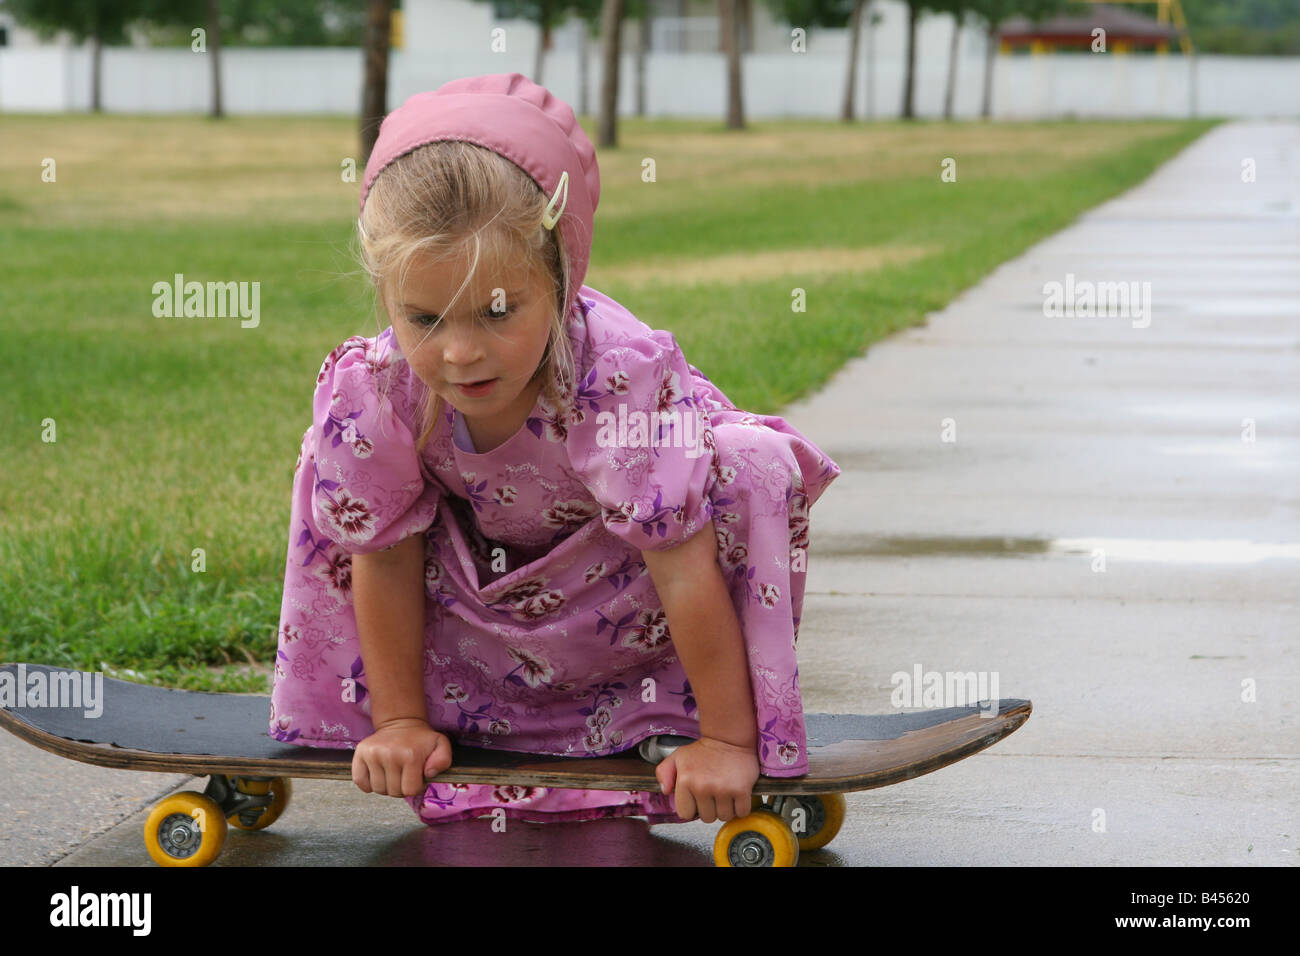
left=359, top=73, right=600, bottom=317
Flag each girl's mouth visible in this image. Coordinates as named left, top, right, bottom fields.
left=456, top=379, right=497, bottom=396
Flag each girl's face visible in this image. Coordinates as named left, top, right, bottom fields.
left=390, top=251, right=554, bottom=427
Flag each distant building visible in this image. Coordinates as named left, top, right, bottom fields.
left=999, top=2, right=1187, bottom=55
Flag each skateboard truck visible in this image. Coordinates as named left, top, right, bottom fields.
left=203, top=774, right=275, bottom=828
left=636, top=734, right=843, bottom=865
left=636, top=734, right=695, bottom=764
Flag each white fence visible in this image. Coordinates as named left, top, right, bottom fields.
left=1, top=45, right=1297, bottom=119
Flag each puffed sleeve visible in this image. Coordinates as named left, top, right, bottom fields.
left=564, top=330, right=718, bottom=552
left=308, top=340, right=441, bottom=555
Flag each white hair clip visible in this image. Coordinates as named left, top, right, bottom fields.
left=542, top=171, right=569, bottom=230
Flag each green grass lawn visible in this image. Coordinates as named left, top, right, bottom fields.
left=0, top=112, right=1221, bottom=692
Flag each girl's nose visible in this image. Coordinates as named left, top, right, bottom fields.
left=442, top=320, right=486, bottom=365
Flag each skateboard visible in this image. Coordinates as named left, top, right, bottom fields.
left=0, top=662, right=1031, bottom=867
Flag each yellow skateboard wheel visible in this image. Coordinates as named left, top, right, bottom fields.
left=713, top=810, right=799, bottom=867
left=782, top=793, right=847, bottom=852
left=144, top=791, right=227, bottom=867
left=228, top=777, right=292, bottom=831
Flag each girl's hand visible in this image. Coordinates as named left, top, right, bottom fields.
left=352, top=718, right=453, bottom=798
left=654, top=736, right=760, bottom=822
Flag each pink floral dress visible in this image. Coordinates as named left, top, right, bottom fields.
left=270, top=286, right=841, bottom=824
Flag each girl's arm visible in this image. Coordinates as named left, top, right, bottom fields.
left=641, top=519, right=760, bottom=822
left=353, top=533, right=428, bottom=725
left=351, top=533, right=452, bottom=796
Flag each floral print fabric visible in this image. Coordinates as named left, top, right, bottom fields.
left=270, top=285, right=841, bottom=823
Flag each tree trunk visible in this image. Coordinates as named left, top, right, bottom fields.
left=901, top=1, right=918, bottom=119
left=866, top=1, right=877, bottom=120
left=981, top=24, right=996, bottom=119
left=842, top=0, right=864, bottom=122
left=722, top=0, right=744, bottom=128
left=636, top=2, right=651, bottom=116
left=208, top=0, right=223, bottom=119
left=90, top=24, right=102, bottom=113
left=534, top=31, right=542, bottom=85
left=598, top=0, right=625, bottom=147
left=360, top=0, right=391, bottom=168
left=943, top=11, right=959, bottom=120
left=534, top=2, right=550, bottom=85
left=578, top=18, right=589, bottom=116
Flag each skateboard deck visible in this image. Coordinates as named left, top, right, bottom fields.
left=1, top=663, right=1031, bottom=865
left=1, top=663, right=1029, bottom=792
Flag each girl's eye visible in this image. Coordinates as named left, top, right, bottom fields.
left=409, top=304, right=515, bottom=326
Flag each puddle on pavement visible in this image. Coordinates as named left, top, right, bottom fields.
left=814, top=535, right=1300, bottom=563
left=1131, top=401, right=1296, bottom=420
left=1049, top=538, right=1300, bottom=563
left=814, top=536, right=1050, bottom=557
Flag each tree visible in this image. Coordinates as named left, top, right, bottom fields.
left=557, top=0, right=605, bottom=121
left=717, top=0, right=758, bottom=129
left=967, top=0, right=1064, bottom=119
left=927, top=0, right=979, bottom=120
left=900, top=0, right=943, bottom=119
left=137, top=0, right=369, bottom=46
left=721, top=0, right=744, bottom=128
left=770, top=0, right=868, bottom=122
left=132, top=0, right=226, bottom=117
left=3, top=0, right=155, bottom=112
left=633, top=0, right=651, bottom=116
left=1178, top=0, right=1300, bottom=55
left=206, top=0, right=223, bottom=117
left=136, top=0, right=391, bottom=169
left=11, top=0, right=373, bottom=118
left=490, top=0, right=578, bottom=86
left=598, top=0, right=626, bottom=146
left=842, top=0, right=865, bottom=121
left=360, top=0, right=392, bottom=168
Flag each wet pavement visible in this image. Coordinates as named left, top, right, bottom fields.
left=5, top=120, right=1298, bottom=867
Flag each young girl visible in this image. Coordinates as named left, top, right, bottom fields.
left=270, top=73, right=841, bottom=827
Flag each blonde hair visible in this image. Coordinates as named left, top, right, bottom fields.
left=355, top=140, right=578, bottom=452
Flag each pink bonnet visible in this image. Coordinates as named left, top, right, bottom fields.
left=359, top=73, right=600, bottom=317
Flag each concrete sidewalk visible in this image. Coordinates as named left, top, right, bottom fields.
left=5, top=119, right=1297, bottom=866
